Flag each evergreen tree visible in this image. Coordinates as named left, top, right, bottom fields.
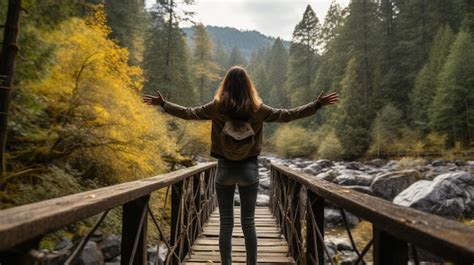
left=268, top=38, right=289, bottom=107
left=287, top=4, right=322, bottom=106
left=335, top=57, right=371, bottom=158
left=410, top=25, right=455, bottom=131
left=191, top=23, right=221, bottom=103
left=227, top=46, right=247, bottom=67
left=142, top=6, right=195, bottom=105
left=320, top=0, right=345, bottom=51
left=368, top=103, right=404, bottom=156
left=105, top=0, right=146, bottom=64
left=429, top=31, right=474, bottom=147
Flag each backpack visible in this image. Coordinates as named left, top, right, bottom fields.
left=220, top=118, right=255, bottom=161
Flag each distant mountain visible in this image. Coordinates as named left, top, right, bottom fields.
left=182, top=25, right=290, bottom=59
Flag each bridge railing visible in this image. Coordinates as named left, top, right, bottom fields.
left=0, top=162, right=218, bottom=265
left=270, top=163, right=474, bottom=265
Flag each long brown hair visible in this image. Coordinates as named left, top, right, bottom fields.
left=214, top=66, right=262, bottom=120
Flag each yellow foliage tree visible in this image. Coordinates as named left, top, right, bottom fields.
left=21, top=8, right=179, bottom=183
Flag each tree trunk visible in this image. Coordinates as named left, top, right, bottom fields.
left=0, top=0, right=22, bottom=179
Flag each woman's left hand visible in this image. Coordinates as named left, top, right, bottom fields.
left=317, top=91, right=339, bottom=106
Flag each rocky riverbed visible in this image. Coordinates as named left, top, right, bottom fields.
left=35, top=154, right=474, bottom=264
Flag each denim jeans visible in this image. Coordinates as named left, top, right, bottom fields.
left=215, top=157, right=259, bottom=265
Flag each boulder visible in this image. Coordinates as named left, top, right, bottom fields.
left=258, top=157, right=271, bottom=169
left=99, top=235, right=121, bottom=261
left=324, top=208, right=359, bottom=228
left=334, top=173, right=373, bottom=186
left=259, top=177, right=270, bottom=189
left=77, top=241, right=104, bottom=265
left=55, top=238, right=74, bottom=251
left=303, top=163, right=323, bottom=175
left=365, top=158, right=386, bottom=168
left=370, top=170, right=421, bottom=200
left=256, top=194, right=270, bottom=206
left=393, top=171, right=474, bottom=218
left=314, top=170, right=339, bottom=182
left=315, top=159, right=335, bottom=168
left=344, top=161, right=364, bottom=170
left=42, top=250, right=70, bottom=265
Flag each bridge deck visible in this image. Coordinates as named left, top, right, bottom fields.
left=182, top=206, right=296, bottom=265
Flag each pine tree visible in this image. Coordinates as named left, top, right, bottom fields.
left=368, top=103, right=404, bottom=156
left=287, top=4, right=322, bottom=106
left=429, top=31, right=474, bottom=147
left=410, top=25, right=455, bottom=131
left=227, top=46, right=247, bottom=67
left=335, top=57, right=371, bottom=158
left=105, top=0, right=146, bottom=64
left=191, top=23, right=221, bottom=103
left=142, top=5, right=195, bottom=105
left=268, top=38, right=289, bottom=107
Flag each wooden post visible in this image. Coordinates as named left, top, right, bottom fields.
left=290, top=181, right=302, bottom=259
left=0, top=237, right=40, bottom=265
left=192, top=173, right=202, bottom=242
left=373, top=225, right=408, bottom=265
left=121, top=195, right=150, bottom=265
left=169, top=181, right=183, bottom=265
left=306, top=191, right=324, bottom=265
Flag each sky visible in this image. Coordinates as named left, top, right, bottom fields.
left=146, top=0, right=349, bottom=41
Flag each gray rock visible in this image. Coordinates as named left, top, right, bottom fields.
left=344, top=161, right=364, bottom=170
left=315, top=159, right=335, bottom=168
left=365, top=158, right=386, bottom=168
left=55, top=238, right=74, bottom=251
left=393, top=171, right=474, bottom=218
left=324, top=208, right=359, bottom=228
left=99, top=235, right=121, bottom=261
left=258, top=157, right=271, bottom=169
left=147, top=246, right=157, bottom=263
left=303, top=163, right=323, bottom=175
left=259, top=177, right=270, bottom=189
left=431, top=160, right=445, bottom=167
left=334, top=173, right=373, bottom=186
left=256, top=194, right=270, bottom=206
left=43, top=250, right=70, bottom=265
left=314, top=170, right=338, bottom=182
left=77, top=241, right=104, bottom=265
left=371, top=170, right=421, bottom=200
left=324, top=241, right=337, bottom=263
left=338, top=250, right=359, bottom=265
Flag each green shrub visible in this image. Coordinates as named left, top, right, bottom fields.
left=316, top=130, right=344, bottom=160
left=271, top=125, right=317, bottom=157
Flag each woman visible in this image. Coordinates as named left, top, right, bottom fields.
left=143, top=66, right=338, bottom=265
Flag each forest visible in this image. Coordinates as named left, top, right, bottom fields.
left=0, top=0, right=473, bottom=214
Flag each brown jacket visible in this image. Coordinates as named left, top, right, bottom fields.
left=162, top=99, right=321, bottom=160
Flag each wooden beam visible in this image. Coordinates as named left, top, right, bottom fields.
left=0, top=162, right=216, bottom=251
left=271, top=163, right=474, bottom=264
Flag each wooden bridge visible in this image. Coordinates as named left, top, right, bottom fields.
left=0, top=162, right=474, bottom=265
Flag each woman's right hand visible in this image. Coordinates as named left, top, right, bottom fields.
left=143, top=90, right=165, bottom=106
left=317, top=91, right=339, bottom=106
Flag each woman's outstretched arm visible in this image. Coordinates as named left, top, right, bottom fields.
left=143, top=91, right=215, bottom=120
left=262, top=91, right=338, bottom=123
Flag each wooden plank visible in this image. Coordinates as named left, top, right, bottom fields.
left=185, top=255, right=294, bottom=263
left=191, top=245, right=288, bottom=252
left=186, top=206, right=295, bottom=265
left=0, top=162, right=216, bottom=251
left=271, top=163, right=474, bottom=264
